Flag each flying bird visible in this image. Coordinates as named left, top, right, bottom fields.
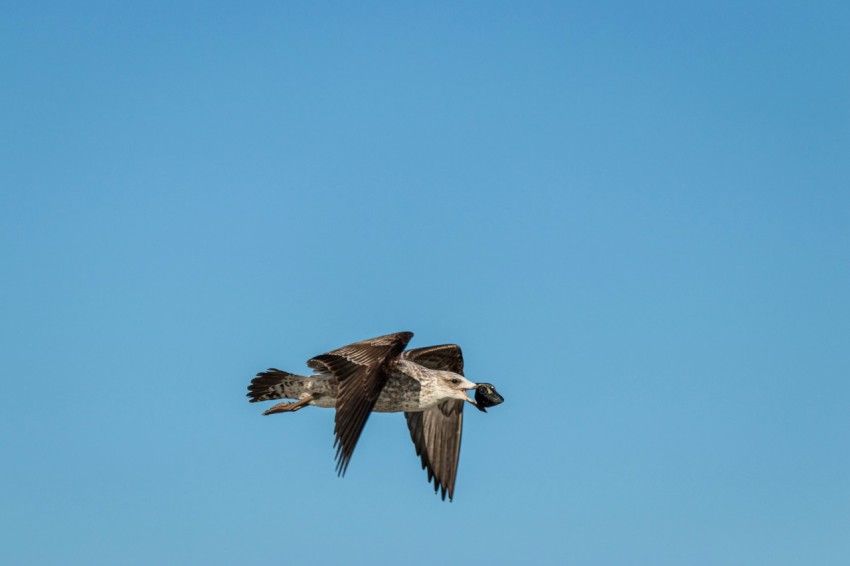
left=246, top=331, right=504, bottom=501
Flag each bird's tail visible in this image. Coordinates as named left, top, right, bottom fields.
left=246, top=369, right=311, bottom=403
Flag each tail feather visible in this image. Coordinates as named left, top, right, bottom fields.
left=247, top=369, right=308, bottom=403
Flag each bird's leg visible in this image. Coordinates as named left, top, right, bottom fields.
left=263, top=395, right=313, bottom=415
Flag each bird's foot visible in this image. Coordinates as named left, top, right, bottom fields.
left=263, top=395, right=313, bottom=415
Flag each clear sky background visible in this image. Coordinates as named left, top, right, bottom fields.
left=2, top=2, right=848, bottom=564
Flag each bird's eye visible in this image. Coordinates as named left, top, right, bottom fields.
left=451, top=378, right=460, bottom=384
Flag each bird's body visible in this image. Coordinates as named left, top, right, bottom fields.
left=247, top=331, right=503, bottom=501
left=251, top=358, right=469, bottom=412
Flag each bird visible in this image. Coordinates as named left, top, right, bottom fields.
left=246, top=331, right=503, bottom=501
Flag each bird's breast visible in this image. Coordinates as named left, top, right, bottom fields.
left=372, top=370, right=437, bottom=413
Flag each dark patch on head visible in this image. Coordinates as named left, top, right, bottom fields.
left=474, top=383, right=504, bottom=413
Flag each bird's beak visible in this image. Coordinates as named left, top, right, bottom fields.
left=462, top=390, right=476, bottom=404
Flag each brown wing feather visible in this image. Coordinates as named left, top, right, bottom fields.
left=405, top=400, right=464, bottom=501
left=401, top=344, right=466, bottom=500
left=308, top=331, right=413, bottom=476
left=401, top=344, right=464, bottom=375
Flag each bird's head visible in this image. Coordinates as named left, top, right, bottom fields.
left=436, top=371, right=479, bottom=404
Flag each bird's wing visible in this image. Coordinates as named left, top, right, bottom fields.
left=404, top=400, right=464, bottom=501
left=308, top=331, right=413, bottom=476
left=401, top=344, right=466, bottom=500
left=400, top=343, right=464, bottom=374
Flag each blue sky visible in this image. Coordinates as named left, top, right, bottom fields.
left=2, top=2, right=848, bottom=564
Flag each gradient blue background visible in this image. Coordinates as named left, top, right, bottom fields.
left=2, top=2, right=848, bottom=564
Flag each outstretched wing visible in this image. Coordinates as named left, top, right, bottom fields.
left=308, top=331, right=413, bottom=476
left=401, top=344, right=464, bottom=375
left=401, top=344, right=465, bottom=501
left=404, top=400, right=464, bottom=501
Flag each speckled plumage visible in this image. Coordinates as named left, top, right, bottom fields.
left=246, top=331, right=504, bottom=501
left=252, top=359, right=466, bottom=412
